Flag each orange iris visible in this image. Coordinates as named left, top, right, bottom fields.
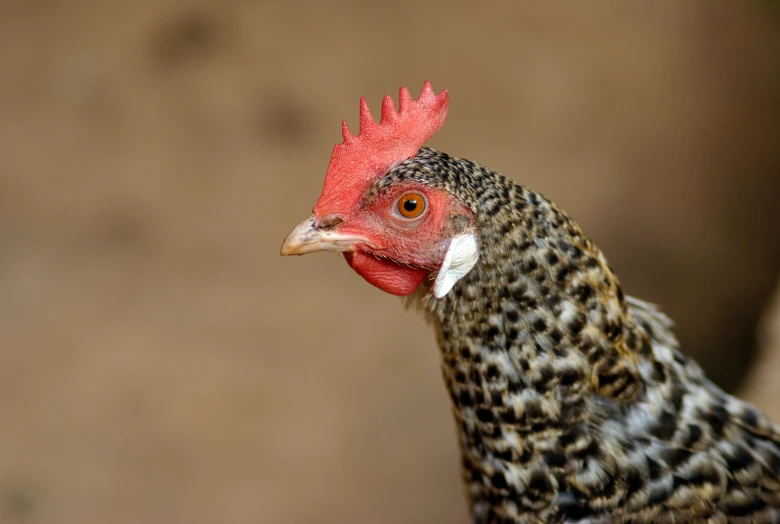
left=397, top=193, right=426, bottom=218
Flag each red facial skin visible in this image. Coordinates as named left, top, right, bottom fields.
left=306, top=84, right=452, bottom=295
left=322, top=183, right=471, bottom=296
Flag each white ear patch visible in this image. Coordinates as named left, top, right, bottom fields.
left=432, top=232, right=479, bottom=299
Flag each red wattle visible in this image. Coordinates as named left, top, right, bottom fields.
left=344, top=250, right=427, bottom=296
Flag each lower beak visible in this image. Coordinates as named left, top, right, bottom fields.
left=280, top=214, right=369, bottom=256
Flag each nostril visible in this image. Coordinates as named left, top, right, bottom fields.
left=316, top=214, right=344, bottom=230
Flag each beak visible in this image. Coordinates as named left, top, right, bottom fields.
left=280, top=214, right=369, bottom=256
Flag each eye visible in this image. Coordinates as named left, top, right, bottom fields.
left=397, top=193, right=427, bottom=219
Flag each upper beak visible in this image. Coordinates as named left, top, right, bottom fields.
left=280, top=213, right=369, bottom=256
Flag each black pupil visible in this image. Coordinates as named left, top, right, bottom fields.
left=403, top=198, right=418, bottom=212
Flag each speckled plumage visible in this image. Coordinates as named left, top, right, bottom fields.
left=373, top=148, right=780, bottom=523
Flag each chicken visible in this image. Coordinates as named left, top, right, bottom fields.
left=280, top=82, right=780, bottom=523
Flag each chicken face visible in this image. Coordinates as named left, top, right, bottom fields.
left=282, top=82, right=480, bottom=297
left=281, top=177, right=476, bottom=296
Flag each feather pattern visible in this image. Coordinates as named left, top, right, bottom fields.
left=389, top=148, right=780, bottom=523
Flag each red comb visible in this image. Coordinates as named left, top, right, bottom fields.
left=314, top=81, right=449, bottom=216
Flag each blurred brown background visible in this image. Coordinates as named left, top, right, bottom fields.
left=0, top=1, right=779, bottom=523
